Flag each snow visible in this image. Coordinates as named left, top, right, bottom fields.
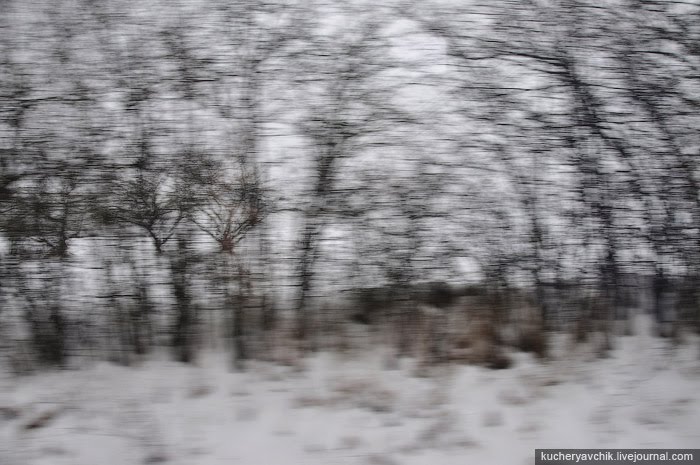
left=1, top=315, right=699, bottom=465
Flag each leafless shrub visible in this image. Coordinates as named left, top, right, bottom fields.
left=330, top=377, right=397, bottom=413
left=23, top=408, right=62, bottom=430
left=293, top=392, right=328, bottom=408
left=0, top=406, right=21, bottom=421
left=187, top=384, right=213, bottom=398
left=143, top=452, right=169, bottom=464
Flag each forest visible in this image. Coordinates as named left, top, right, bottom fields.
left=1, top=0, right=699, bottom=371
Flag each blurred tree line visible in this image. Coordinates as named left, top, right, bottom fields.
left=0, top=0, right=699, bottom=371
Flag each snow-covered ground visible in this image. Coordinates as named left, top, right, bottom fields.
left=1, top=315, right=699, bottom=465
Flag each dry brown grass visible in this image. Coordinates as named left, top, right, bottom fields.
left=514, top=311, right=547, bottom=358
left=448, top=309, right=511, bottom=369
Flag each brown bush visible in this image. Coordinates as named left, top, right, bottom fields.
left=448, top=310, right=511, bottom=369
left=516, top=326, right=547, bottom=358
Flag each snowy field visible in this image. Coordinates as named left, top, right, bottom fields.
left=1, top=315, right=699, bottom=465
